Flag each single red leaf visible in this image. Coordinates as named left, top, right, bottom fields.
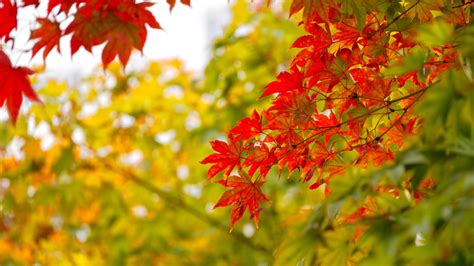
left=215, top=172, right=269, bottom=230
left=167, top=0, right=191, bottom=11
left=259, top=68, right=304, bottom=99
left=355, top=143, right=394, bottom=167
left=47, top=0, right=84, bottom=13
left=229, top=110, right=262, bottom=140
left=244, top=142, right=277, bottom=178
left=311, top=111, right=340, bottom=144
left=379, top=116, right=419, bottom=149
left=263, top=112, right=303, bottom=147
left=291, top=35, right=315, bottom=49
left=65, top=1, right=161, bottom=68
left=0, top=50, right=41, bottom=124
left=289, top=0, right=304, bottom=17
left=200, top=134, right=243, bottom=179
left=268, top=90, right=315, bottom=128
left=22, top=0, right=39, bottom=7
left=0, top=0, right=17, bottom=41
left=31, top=18, right=62, bottom=60
left=291, top=24, right=332, bottom=53
left=332, top=21, right=360, bottom=48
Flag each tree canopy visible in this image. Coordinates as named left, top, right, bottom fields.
left=0, top=0, right=473, bottom=265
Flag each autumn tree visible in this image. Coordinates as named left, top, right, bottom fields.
left=202, top=0, right=474, bottom=264
left=1, top=0, right=473, bottom=265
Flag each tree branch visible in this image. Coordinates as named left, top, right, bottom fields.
left=452, top=1, right=473, bottom=8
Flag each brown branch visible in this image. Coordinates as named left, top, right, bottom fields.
left=452, top=1, right=473, bottom=8
left=367, top=0, right=421, bottom=37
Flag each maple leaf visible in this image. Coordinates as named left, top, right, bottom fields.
left=332, top=20, right=360, bottom=48
left=65, top=1, right=161, bottom=68
left=343, top=197, right=377, bottom=223
left=229, top=110, right=262, bottom=140
left=47, top=0, right=84, bottom=13
left=355, top=143, right=394, bottom=167
left=292, top=0, right=338, bottom=24
left=214, top=172, right=270, bottom=230
left=244, top=142, right=277, bottom=178
left=305, top=53, right=341, bottom=92
left=259, top=67, right=304, bottom=99
left=379, top=116, right=419, bottom=149
left=276, top=144, right=309, bottom=174
left=289, top=0, right=304, bottom=17
left=22, top=0, right=38, bottom=7
left=200, top=134, right=243, bottom=179
left=167, top=0, right=191, bottom=11
left=310, top=141, right=335, bottom=169
left=310, top=111, right=340, bottom=144
left=268, top=90, right=315, bottom=128
left=291, top=23, right=332, bottom=53
left=0, top=0, right=17, bottom=41
left=0, top=50, right=41, bottom=124
left=31, top=18, right=62, bottom=60
left=350, top=68, right=392, bottom=104
left=263, top=112, right=303, bottom=147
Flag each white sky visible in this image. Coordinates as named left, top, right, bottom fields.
left=11, top=1, right=233, bottom=78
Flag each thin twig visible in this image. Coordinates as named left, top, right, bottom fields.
left=452, top=1, right=473, bottom=8
left=367, top=0, right=421, bottom=38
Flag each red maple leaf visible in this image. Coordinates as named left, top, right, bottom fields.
left=310, top=111, right=341, bottom=144
left=291, top=23, right=331, bottom=53
left=244, top=142, right=277, bottom=178
left=200, top=134, right=243, bottom=179
left=0, top=50, right=41, bottom=124
left=263, top=112, right=303, bottom=147
left=167, top=0, right=191, bottom=11
left=259, top=67, right=304, bottom=99
left=268, top=90, right=316, bottom=128
left=355, top=143, right=394, bottom=167
left=332, top=20, right=360, bottom=48
left=229, top=110, right=262, bottom=140
left=22, top=0, right=39, bottom=7
left=214, top=172, right=270, bottom=230
left=31, top=18, right=62, bottom=60
left=65, top=0, right=161, bottom=68
left=0, top=0, right=17, bottom=41
left=47, top=0, right=84, bottom=13
left=380, top=116, right=419, bottom=149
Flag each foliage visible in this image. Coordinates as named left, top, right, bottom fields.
left=202, top=0, right=474, bottom=264
left=0, top=2, right=301, bottom=264
left=0, top=0, right=473, bottom=265
left=0, top=0, right=188, bottom=124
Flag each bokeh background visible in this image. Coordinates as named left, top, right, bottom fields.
left=1, top=1, right=314, bottom=264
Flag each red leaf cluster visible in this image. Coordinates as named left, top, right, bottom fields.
left=0, top=0, right=190, bottom=124
left=203, top=0, right=459, bottom=229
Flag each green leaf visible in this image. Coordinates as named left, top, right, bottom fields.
left=53, top=146, right=75, bottom=174
left=415, top=20, right=454, bottom=47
